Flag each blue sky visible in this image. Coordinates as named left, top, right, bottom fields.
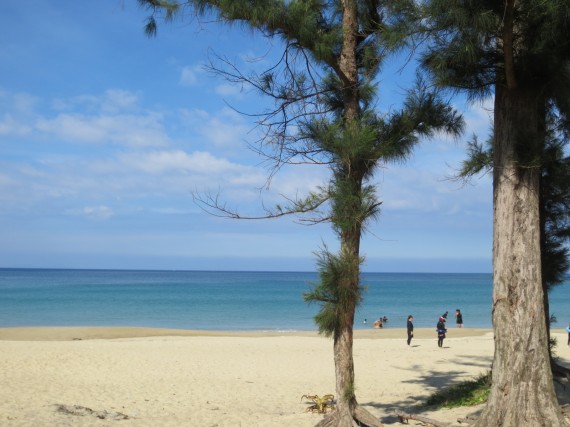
left=0, top=1, right=493, bottom=273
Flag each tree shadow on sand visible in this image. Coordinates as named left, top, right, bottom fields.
left=359, top=351, right=570, bottom=423
left=358, top=353, right=493, bottom=423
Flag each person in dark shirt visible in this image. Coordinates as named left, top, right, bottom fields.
left=436, top=316, right=447, bottom=348
left=407, top=315, right=414, bottom=346
left=455, top=309, right=463, bottom=328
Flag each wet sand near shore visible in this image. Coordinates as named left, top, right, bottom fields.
left=0, top=326, right=492, bottom=341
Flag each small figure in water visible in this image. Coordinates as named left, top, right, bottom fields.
left=382, top=316, right=388, bottom=323
left=455, top=309, right=463, bottom=328
left=436, top=316, right=447, bottom=348
left=363, top=318, right=367, bottom=325
left=407, top=315, right=414, bottom=346
left=373, top=318, right=383, bottom=328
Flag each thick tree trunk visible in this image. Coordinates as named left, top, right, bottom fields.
left=473, top=85, right=566, bottom=426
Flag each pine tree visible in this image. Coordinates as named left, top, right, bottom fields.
left=420, top=1, right=570, bottom=425
left=458, top=113, right=570, bottom=376
left=138, top=1, right=463, bottom=425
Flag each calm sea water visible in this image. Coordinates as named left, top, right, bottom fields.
left=1, top=269, right=569, bottom=331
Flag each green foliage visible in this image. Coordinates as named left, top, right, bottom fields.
left=420, top=0, right=570, bottom=99
left=330, top=179, right=379, bottom=235
left=424, top=0, right=570, bottom=298
left=424, top=372, right=491, bottom=409
left=304, top=248, right=364, bottom=337
left=540, top=129, right=570, bottom=291
left=138, top=0, right=180, bottom=36
left=457, top=136, right=493, bottom=179
left=371, top=76, right=464, bottom=165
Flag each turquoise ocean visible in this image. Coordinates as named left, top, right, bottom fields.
left=1, top=269, right=569, bottom=331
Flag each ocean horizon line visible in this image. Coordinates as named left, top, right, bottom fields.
left=0, top=266, right=493, bottom=275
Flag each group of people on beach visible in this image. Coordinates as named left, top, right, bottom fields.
left=406, top=309, right=463, bottom=348
left=363, top=316, right=388, bottom=328
left=373, top=316, right=388, bottom=328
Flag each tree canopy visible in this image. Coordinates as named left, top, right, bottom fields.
left=420, top=1, right=570, bottom=425
left=139, top=1, right=463, bottom=426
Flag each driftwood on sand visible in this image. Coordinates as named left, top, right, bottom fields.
left=396, top=403, right=570, bottom=426
left=395, top=411, right=451, bottom=427
left=54, top=404, right=129, bottom=420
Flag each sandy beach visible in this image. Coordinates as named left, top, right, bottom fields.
left=1, top=327, right=569, bottom=427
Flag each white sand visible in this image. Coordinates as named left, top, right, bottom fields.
left=0, top=327, right=568, bottom=426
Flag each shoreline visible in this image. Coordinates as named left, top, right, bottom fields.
left=0, top=326, right=499, bottom=341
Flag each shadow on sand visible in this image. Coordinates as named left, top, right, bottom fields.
left=360, top=352, right=492, bottom=423
left=360, top=350, right=570, bottom=424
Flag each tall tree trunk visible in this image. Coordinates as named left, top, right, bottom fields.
left=474, top=85, right=565, bottom=426
left=331, top=224, right=359, bottom=426
left=319, top=178, right=381, bottom=427
left=333, top=1, right=360, bottom=425
left=317, top=1, right=381, bottom=426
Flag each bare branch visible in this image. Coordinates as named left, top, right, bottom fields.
left=192, top=189, right=331, bottom=223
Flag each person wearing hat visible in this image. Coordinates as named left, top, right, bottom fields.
left=436, top=316, right=447, bottom=348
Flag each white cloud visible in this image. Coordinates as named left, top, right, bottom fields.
left=378, top=163, right=491, bottom=218
left=0, top=172, right=17, bottom=187
left=12, top=93, right=39, bottom=113
left=118, top=150, right=254, bottom=175
left=0, top=89, right=171, bottom=147
left=100, top=89, right=141, bottom=113
left=179, top=106, right=254, bottom=150
left=52, top=90, right=142, bottom=113
left=82, top=205, right=114, bottom=221
left=270, top=164, right=329, bottom=199
left=35, top=112, right=170, bottom=147
left=215, top=83, right=244, bottom=97
left=0, top=113, right=31, bottom=136
left=179, top=64, right=204, bottom=86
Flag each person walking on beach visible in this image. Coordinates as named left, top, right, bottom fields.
left=436, top=316, right=447, bottom=348
left=455, top=309, right=463, bottom=328
left=407, top=315, right=414, bottom=345
left=567, top=323, right=570, bottom=346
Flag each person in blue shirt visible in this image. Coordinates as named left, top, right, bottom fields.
left=566, top=324, right=570, bottom=346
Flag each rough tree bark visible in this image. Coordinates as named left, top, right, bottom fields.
left=317, top=1, right=381, bottom=426
left=473, top=84, right=566, bottom=426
